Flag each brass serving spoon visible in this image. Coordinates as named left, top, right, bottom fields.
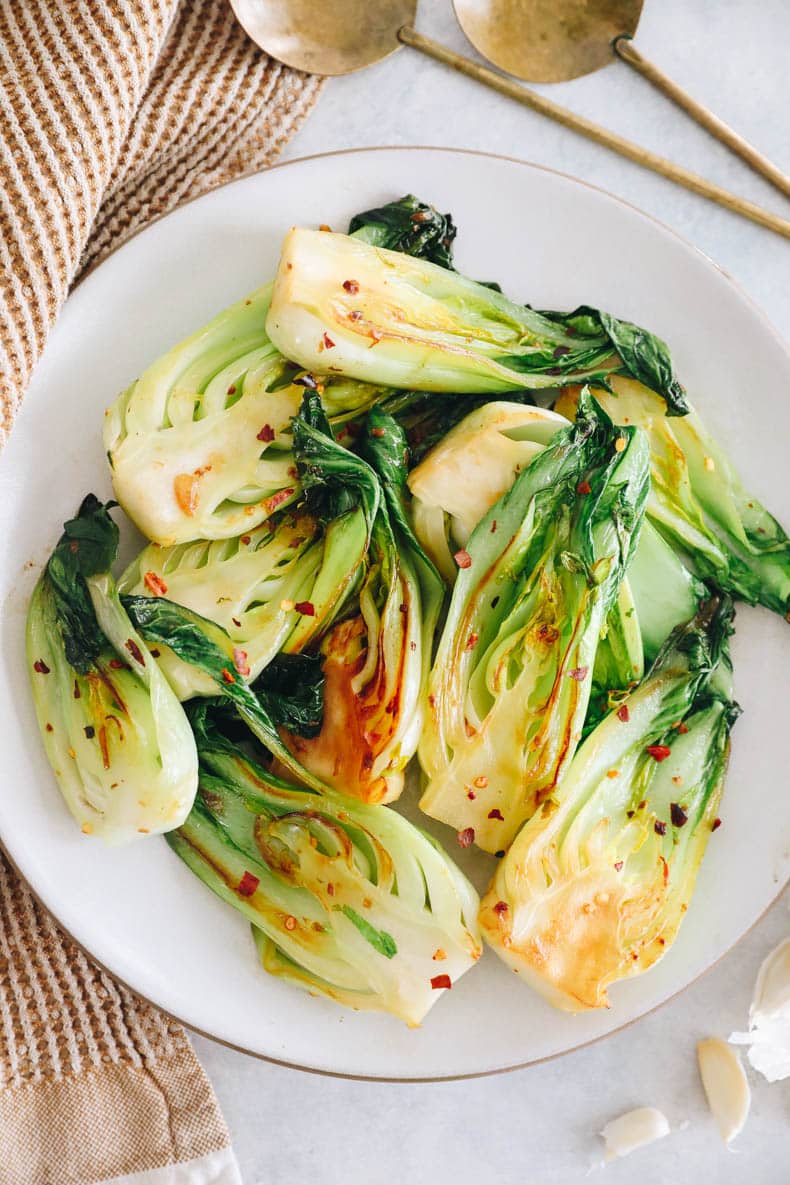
left=453, top=0, right=790, bottom=201
left=230, top=0, right=790, bottom=238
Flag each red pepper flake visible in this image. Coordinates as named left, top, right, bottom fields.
left=487, top=809, right=504, bottom=821
left=125, top=639, right=145, bottom=665
left=232, top=617, right=242, bottom=628
left=233, top=648, right=250, bottom=677
left=33, top=659, right=50, bottom=674
left=265, top=488, right=295, bottom=513
left=614, top=860, right=624, bottom=871
left=457, top=827, right=475, bottom=848
left=319, top=223, right=332, bottom=232
left=658, top=937, right=666, bottom=945
left=465, top=632, right=479, bottom=651
left=660, top=856, right=669, bottom=885
left=322, top=332, right=335, bottom=350
left=45, top=722, right=53, bottom=732
left=69, top=540, right=79, bottom=554
left=241, top=535, right=251, bottom=545
left=284, top=915, right=297, bottom=931
left=616, top=704, right=630, bottom=723
left=466, top=790, right=476, bottom=800
left=342, top=279, right=360, bottom=294
left=257, top=424, right=275, bottom=443
left=490, top=519, right=497, bottom=533
left=676, top=722, right=689, bottom=734
left=108, top=658, right=127, bottom=670
left=454, top=549, right=472, bottom=569
left=670, top=802, right=688, bottom=828
left=646, top=744, right=671, bottom=762
left=568, top=666, right=588, bottom=681
left=227, top=384, right=236, bottom=395
left=294, top=600, right=315, bottom=616
left=493, top=901, right=509, bottom=916
left=430, top=974, right=452, bottom=990
left=654, top=820, right=667, bottom=836
left=327, top=883, right=335, bottom=896
left=237, top=871, right=260, bottom=897
left=537, top=623, right=560, bottom=643
left=711, top=817, right=722, bottom=832
left=73, top=682, right=81, bottom=699
left=473, top=775, right=488, bottom=789
left=553, top=345, right=571, bottom=359
left=399, top=602, right=408, bottom=614
left=370, top=427, right=386, bottom=438
left=349, top=310, right=363, bottom=322
left=221, top=667, right=236, bottom=684
left=576, top=480, right=592, bottom=495
left=143, top=571, right=168, bottom=596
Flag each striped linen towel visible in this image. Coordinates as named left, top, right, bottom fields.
left=0, top=3, right=321, bottom=1182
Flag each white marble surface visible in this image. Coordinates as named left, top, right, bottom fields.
left=193, top=1, right=790, bottom=1180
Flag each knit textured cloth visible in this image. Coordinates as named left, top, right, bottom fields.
left=0, top=3, right=321, bottom=1181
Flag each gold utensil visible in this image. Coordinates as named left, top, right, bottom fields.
left=230, top=0, right=790, bottom=239
left=453, top=0, right=790, bottom=201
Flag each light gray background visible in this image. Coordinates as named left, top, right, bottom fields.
left=194, top=1, right=790, bottom=1180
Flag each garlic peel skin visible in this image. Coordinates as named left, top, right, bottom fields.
left=697, top=1038, right=751, bottom=1143
left=730, top=937, right=790, bottom=1082
left=600, top=1107, right=670, bottom=1160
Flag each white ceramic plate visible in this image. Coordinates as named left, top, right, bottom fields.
left=2, top=147, right=789, bottom=1080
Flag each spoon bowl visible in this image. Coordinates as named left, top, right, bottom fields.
left=229, top=0, right=415, bottom=75
left=453, top=0, right=642, bottom=83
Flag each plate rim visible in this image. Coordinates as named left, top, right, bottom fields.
left=7, top=144, right=790, bottom=1082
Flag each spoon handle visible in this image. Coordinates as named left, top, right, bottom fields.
left=398, top=26, right=790, bottom=240
left=614, top=37, right=790, bottom=201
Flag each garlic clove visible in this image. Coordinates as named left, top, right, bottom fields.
left=749, top=936, right=790, bottom=1023
left=730, top=937, right=790, bottom=1082
left=697, top=1038, right=751, bottom=1143
left=600, top=1107, right=670, bottom=1160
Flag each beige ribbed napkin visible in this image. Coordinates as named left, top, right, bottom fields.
left=0, top=3, right=321, bottom=1181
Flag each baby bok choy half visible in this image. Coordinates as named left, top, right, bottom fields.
left=480, top=595, right=738, bottom=1011
left=26, top=496, right=198, bottom=842
left=168, top=703, right=481, bottom=1026
left=117, top=382, right=388, bottom=701
left=556, top=377, right=790, bottom=619
left=419, top=390, right=650, bottom=853
left=104, top=195, right=452, bottom=548
left=265, top=229, right=628, bottom=395
left=275, top=395, right=444, bottom=805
